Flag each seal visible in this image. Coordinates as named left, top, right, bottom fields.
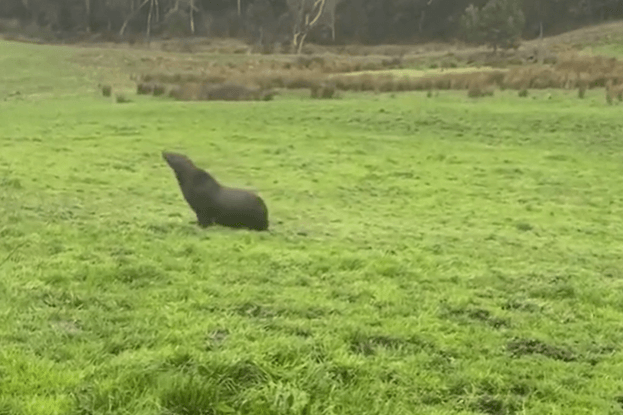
left=162, top=151, right=269, bottom=231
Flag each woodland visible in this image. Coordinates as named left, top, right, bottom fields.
left=1, top=0, right=622, bottom=52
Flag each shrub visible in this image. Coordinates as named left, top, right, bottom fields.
left=311, top=83, right=337, bottom=99
left=101, top=84, right=112, bottom=97
left=518, top=88, right=528, bottom=97
left=167, top=82, right=274, bottom=102
left=467, top=80, right=494, bottom=98
left=134, top=51, right=623, bottom=100
left=152, top=84, right=166, bottom=96
left=137, top=83, right=153, bottom=95
left=115, top=94, right=131, bottom=103
left=607, top=81, right=623, bottom=102
left=467, top=83, right=484, bottom=98
left=460, top=0, right=526, bottom=53
left=578, top=84, right=586, bottom=99
left=260, top=89, right=277, bottom=101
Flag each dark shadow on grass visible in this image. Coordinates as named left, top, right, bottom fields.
left=507, top=337, right=575, bottom=362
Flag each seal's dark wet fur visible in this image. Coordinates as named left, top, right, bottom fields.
left=162, top=151, right=269, bottom=231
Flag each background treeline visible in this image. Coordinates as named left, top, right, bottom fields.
left=1, top=0, right=622, bottom=47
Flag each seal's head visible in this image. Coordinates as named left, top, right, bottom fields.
left=162, top=151, right=196, bottom=185
left=162, top=151, right=217, bottom=188
left=162, top=151, right=194, bottom=169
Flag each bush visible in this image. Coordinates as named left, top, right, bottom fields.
left=578, top=84, right=586, bottom=99
left=310, top=83, right=337, bottom=99
left=468, top=83, right=494, bottom=98
left=202, top=83, right=259, bottom=101
left=134, top=52, right=623, bottom=99
left=460, top=0, right=525, bottom=52
left=115, top=94, right=131, bottom=103
left=101, top=84, right=112, bottom=97
left=137, top=83, right=154, bottom=95
left=152, top=84, right=166, bottom=96
left=260, top=89, right=277, bottom=101
left=166, top=82, right=275, bottom=102
left=606, top=89, right=613, bottom=105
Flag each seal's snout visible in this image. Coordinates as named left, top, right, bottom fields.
left=162, top=151, right=176, bottom=167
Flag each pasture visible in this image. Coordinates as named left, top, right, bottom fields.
left=1, top=38, right=623, bottom=415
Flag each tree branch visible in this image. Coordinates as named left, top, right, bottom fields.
left=190, top=0, right=195, bottom=34
left=119, top=0, right=150, bottom=36
left=292, top=0, right=327, bottom=54
left=146, top=0, right=154, bottom=42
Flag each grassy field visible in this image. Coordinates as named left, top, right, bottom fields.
left=2, top=38, right=623, bottom=415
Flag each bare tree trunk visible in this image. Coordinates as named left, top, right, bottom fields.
left=85, top=0, right=91, bottom=32
left=190, top=0, right=195, bottom=34
left=120, top=0, right=150, bottom=36
left=155, top=0, right=160, bottom=23
left=297, top=32, right=307, bottom=54
left=146, top=0, right=155, bottom=42
left=237, top=0, right=241, bottom=16
left=587, top=0, right=593, bottom=23
left=292, top=0, right=327, bottom=54
left=330, top=8, right=335, bottom=41
left=419, top=0, right=434, bottom=34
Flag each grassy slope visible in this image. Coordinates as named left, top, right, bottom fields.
left=535, top=20, right=623, bottom=57
left=2, top=39, right=623, bottom=415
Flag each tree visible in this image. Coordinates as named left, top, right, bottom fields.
left=287, top=0, right=329, bottom=53
left=245, top=0, right=277, bottom=47
left=316, top=0, right=340, bottom=41
left=460, top=0, right=525, bottom=52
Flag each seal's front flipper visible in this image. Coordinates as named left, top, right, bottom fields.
left=196, top=214, right=215, bottom=228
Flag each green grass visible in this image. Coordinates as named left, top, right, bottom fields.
left=587, top=42, right=623, bottom=58
left=2, top=39, right=623, bottom=415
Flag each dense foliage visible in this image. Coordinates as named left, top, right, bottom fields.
left=460, top=0, right=526, bottom=51
left=0, top=0, right=622, bottom=47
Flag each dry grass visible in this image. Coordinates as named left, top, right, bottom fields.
left=606, top=81, right=623, bottom=102
left=131, top=46, right=623, bottom=102
left=167, top=82, right=275, bottom=102
left=310, top=82, right=338, bottom=99
left=467, top=82, right=495, bottom=98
